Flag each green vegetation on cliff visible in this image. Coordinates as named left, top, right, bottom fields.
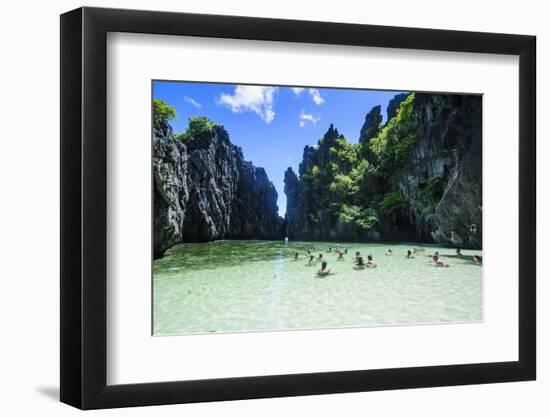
left=368, top=93, right=416, bottom=176
left=153, top=99, right=176, bottom=125
left=175, top=117, right=219, bottom=141
left=379, top=192, right=406, bottom=216
left=153, top=101, right=219, bottom=142
left=284, top=91, right=482, bottom=248
left=284, top=94, right=417, bottom=239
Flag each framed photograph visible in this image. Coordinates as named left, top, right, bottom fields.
left=60, top=7, right=536, bottom=409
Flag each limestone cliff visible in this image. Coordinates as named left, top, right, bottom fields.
left=397, top=94, right=482, bottom=247
left=153, top=121, right=282, bottom=258
left=284, top=92, right=482, bottom=248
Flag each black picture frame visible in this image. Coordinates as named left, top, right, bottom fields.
left=60, top=6, right=536, bottom=410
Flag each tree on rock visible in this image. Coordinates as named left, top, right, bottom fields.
left=153, top=99, right=176, bottom=126
left=175, top=117, right=219, bottom=141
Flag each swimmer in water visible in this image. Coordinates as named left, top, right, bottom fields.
left=386, top=249, right=394, bottom=256
left=366, top=254, right=377, bottom=268
left=318, top=253, right=324, bottom=262
left=354, top=251, right=361, bottom=263
left=432, top=255, right=446, bottom=267
left=473, top=255, right=482, bottom=265
left=406, top=250, right=414, bottom=259
left=317, top=261, right=331, bottom=277
left=337, top=252, right=345, bottom=261
left=307, top=255, right=316, bottom=266
left=354, top=256, right=366, bottom=270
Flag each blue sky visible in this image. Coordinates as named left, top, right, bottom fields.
left=153, top=81, right=405, bottom=216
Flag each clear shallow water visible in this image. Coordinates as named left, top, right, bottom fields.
left=153, top=240, right=482, bottom=335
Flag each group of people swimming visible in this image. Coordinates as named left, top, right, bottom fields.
left=293, top=245, right=482, bottom=277
left=292, top=245, right=377, bottom=277
left=394, top=247, right=482, bottom=266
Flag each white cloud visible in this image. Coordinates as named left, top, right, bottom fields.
left=291, top=87, right=305, bottom=96
left=299, top=110, right=321, bottom=127
left=184, top=96, right=202, bottom=108
left=218, top=85, right=277, bottom=123
left=308, top=88, right=325, bottom=105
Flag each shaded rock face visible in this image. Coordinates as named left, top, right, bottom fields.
left=283, top=167, right=303, bottom=237
left=284, top=165, right=311, bottom=240
left=153, top=123, right=282, bottom=258
left=287, top=125, right=344, bottom=238
left=153, top=122, right=188, bottom=258
left=359, top=105, right=382, bottom=145
left=234, top=162, right=281, bottom=238
left=400, top=94, right=482, bottom=248
left=388, top=93, right=482, bottom=248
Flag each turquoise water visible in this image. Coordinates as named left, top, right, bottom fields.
left=153, top=240, right=483, bottom=335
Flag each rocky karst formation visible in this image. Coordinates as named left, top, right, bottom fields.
left=400, top=94, right=482, bottom=248
left=153, top=121, right=281, bottom=258
left=284, top=92, right=482, bottom=249
left=386, top=92, right=409, bottom=121
left=284, top=124, right=366, bottom=241
left=359, top=105, right=382, bottom=145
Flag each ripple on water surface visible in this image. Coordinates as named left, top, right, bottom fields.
left=153, top=240, right=483, bottom=335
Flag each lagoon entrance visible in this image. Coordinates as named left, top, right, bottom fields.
left=153, top=240, right=482, bottom=336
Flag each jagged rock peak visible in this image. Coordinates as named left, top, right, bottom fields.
left=386, top=93, right=410, bottom=121
left=186, top=125, right=231, bottom=151
left=298, top=145, right=317, bottom=177
left=359, top=105, right=382, bottom=144
left=284, top=167, right=299, bottom=195
left=321, top=123, right=340, bottom=143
